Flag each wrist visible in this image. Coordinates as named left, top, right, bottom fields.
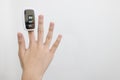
left=22, top=70, right=43, bottom=80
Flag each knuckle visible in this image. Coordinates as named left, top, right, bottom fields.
left=39, top=20, right=43, bottom=24
left=54, top=43, right=58, bottom=48
left=38, top=30, right=44, bottom=34
left=18, top=40, right=22, bottom=44
left=47, top=35, right=51, bottom=40
left=49, top=27, right=53, bottom=31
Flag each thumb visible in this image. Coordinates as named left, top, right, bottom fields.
left=17, top=33, right=26, bottom=58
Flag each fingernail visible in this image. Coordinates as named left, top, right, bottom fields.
left=39, top=15, right=44, bottom=19
left=59, top=34, right=62, bottom=38
left=17, top=33, right=22, bottom=39
left=50, top=22, right=54, bottom=25
left=58, top=35, right=62, bottom=40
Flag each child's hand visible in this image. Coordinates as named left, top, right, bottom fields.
left=17, top=15, right=62, bottom=80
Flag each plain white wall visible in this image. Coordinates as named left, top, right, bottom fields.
left=0, top=0, right=120, bottom=80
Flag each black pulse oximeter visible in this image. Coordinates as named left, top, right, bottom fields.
left=24, top=9, right=35, bottom=31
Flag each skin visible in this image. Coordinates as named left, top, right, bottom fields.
left=17, top=15, right=62, bottom=80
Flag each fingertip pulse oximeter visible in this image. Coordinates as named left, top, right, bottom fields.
left=24, top=9, right=35, bottom=31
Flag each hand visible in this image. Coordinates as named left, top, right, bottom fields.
left=17, top=15, right=62, bottom=80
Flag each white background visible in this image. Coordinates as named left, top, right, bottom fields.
left=0, top=0, right=120, bottom=80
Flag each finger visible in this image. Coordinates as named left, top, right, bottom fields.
left=38, top=15, right=44, bottom=44
left=28, top=31, right=35, bottom=45
left=44, top=22, right=54, bottom=47
left=17, top=33, right=26, bottom=58
left=50, top=35, right=62, bottom=54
